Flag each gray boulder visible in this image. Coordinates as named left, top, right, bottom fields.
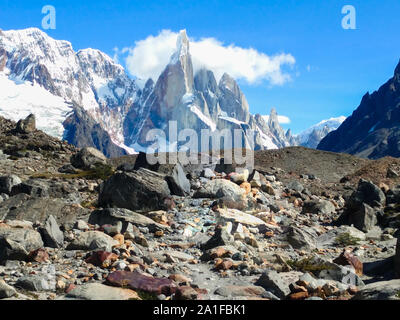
left=15, top=114, right=36, bottom=134
left=98, top=169, right=171, bottom=212
left=66, top=231, right=118, bottom=251
left=202, top=226, right=235, bottom=250
left=286, top=181, right=304, bottom=193
left=70, top=147, right=107, bottom=170
left=287, top=226, right=317, bottom=250
left=88, top=208, right=169, bottom=233
left=165, top=164, right=190, bottom=196
left=0, top=175, right=21, bottom=195
left=255, top=271, right=293, bottom=299
left=39, top=215, right=64, bottom=248
left=0, top=224, right=43, bottom=263
left=301, top=199, right=336, bottom=215
left=0, top=279, right=17, bottom=298
left=10, top=179, right=49, bottom=197
left=352, top=280, right=400, bottom=300
left=15, top=274, right=53, bottom=292
left=0, top=194, right=89, bottom=230
left=348, top=203, right=378, bottom=232
left=193, top=179, right=245, bottom=201
left=348, top=179, right=386, bottom=210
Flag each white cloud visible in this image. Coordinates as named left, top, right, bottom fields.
left=118, top=30, right=296, bottom=87
left=262, top=115, right=291, bottom=124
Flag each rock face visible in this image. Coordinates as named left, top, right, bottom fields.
left=318, top=60, right=400, bottom=159
left=98, top=169, right=171, bottom=212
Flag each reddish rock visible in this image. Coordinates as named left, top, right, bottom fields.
left=215, top=259, right=233, bottom=270
left=106, top=271, right=177, bottom=295
left=333, top=249, right=363, bottom=276
left=27, top=248, right=49, bottom=263
left=288, top=291, right=309, bottom=300
left=85, top=251, right=118, bottom=268
left=210, top=247, right=232, bottom=259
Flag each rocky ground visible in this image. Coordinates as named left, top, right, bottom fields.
left=0, top=114, right=400, bottom=301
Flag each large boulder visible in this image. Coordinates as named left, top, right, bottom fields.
left=193, top=179, right=245, bottom=202
left=62, top=283, right=140, bottom=300
left=133, top=151, right=160, bottom=172
left=15, top=114, right=36, bottom=134
left=70, top=147, right=107, bottom=170
left=301, top=199, right=336, bottom=215
left=0, top=194, right=89, bottom=230
left=10, top=180, right=49, bottom=197
left=0, top=223, right=44, bottom=263
left=164, top=164, right=190, bottom=196
left=88, top=208, right=169, bottom=233
left=0, top=175, right=21, bottom=195
left=255, top=271, right=302, bottom=299
left=66, top=231, right=118, bottom=251
left=348, top=203, right=378, bottom=232
left=287, top=226, right=317, bottom=250
left=347, top=179, right=386, bottom=210
left=352, top=280, right=400, bottom=300
left=39, top=215, right=64, bottom=248
left=98, top=169, right=171, bottom=212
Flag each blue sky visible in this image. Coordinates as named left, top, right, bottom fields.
left=1, top=0, right=399, bottom=133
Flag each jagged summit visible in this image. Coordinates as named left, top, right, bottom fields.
left=0, top=27, right=297, bottom=156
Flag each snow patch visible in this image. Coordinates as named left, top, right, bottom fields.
left=0, top=74, right=72, bottom=139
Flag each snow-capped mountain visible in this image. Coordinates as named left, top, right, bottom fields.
left=0, top=27, right=137, bottom=156
left=0, top=27, right=296, bottom=156
left=296, top=116, right=346, bottom=149
left=123, top=30, right=295, bottom=152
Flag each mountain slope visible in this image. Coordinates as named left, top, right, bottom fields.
left=318, top=60, right=400, bottom=159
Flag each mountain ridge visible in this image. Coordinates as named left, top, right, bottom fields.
left=318, top=60, right=400, bottom=159
left=0, top=27, right=298, bottom=157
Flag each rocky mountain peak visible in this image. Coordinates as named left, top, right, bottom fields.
left=167, top=29, right=194, bottom=94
